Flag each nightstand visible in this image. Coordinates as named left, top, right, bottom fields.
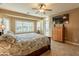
left=48, top=36, right=51, bottom=40
left=47, top=36, right=51, bottom=50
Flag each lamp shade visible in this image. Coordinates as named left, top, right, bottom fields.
left=0, top=24, right=5, bottom=30
left=2, top=25, right=5, bottom=30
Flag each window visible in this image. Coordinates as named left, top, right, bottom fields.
left=36, top=20, right=44, bottom=34
left=2, top=18, right=10, bottom=31
left=45, top=17, right=49, bottom=36
left=37, top=21, right=41, bottom=30
left=16, top=20, right=34, bottom=33
left=0, top=17, right=10, bottom=34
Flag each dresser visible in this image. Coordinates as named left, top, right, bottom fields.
left=53, top=24, right=64, bottom=42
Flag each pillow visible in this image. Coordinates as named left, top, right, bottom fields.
left=1, top=34, right=16, bottom=44
left=6, top=31, right=15, bottom=38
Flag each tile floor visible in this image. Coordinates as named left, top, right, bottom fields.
left=41, top=40, right=79, bottom=56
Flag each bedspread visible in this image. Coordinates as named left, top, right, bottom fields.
left=0, top=33, right=50, bottom=56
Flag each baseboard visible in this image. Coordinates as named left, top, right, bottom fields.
left=65, top=41, right=79, bottom=46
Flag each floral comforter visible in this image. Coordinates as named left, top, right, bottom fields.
left=0, top=33, right=49, bottom=56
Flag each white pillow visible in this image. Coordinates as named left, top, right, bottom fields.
left=6, top=31, right=15, bottom=38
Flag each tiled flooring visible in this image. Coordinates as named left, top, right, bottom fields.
left=41, top=40, right=79, bottom=56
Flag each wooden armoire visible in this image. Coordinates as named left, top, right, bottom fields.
left=53, top=24, right=64, bottom=42
left=52, top=14, right=69, bottom=42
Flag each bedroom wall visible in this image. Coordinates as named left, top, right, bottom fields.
left=51, top=7, right=79, bottom=44
left=0, top=9, right=43, bottom=33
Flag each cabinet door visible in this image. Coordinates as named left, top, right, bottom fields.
left=53, top=27, right=58, bottom=41
left=53, top=25, right=63, bottom=42
left=57, top=27, right=63, bottom=41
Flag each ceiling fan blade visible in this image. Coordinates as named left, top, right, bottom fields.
left=32, top=8, right=39, bottom=10
left=45, top=9, right=52, bottom=11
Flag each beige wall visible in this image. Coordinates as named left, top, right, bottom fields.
left=51, top=8, right=79, bottom=44
left=65, top=8, right=79, bottom=44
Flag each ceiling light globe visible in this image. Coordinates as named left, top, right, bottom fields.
left=39, top=9, right=44, bottom=12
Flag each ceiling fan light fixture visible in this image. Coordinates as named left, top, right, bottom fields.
left=39, top=9, right=44, bottom=12
left=32, top=3, right=52, bottom=15
left=39, top=3, right=46, bottom=9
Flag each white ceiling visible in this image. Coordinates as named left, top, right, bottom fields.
left=0, top=3, right=79, bottom=17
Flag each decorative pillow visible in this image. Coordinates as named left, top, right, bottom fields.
left=6, top=31, right=15, bottom=38
left=1, top=34, right=16, bottom=44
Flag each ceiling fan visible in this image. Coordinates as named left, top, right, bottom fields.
left=32, top=4, right=52, bottom=14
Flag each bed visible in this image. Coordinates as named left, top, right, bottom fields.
left=0, top=33, right=50, bottom=56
